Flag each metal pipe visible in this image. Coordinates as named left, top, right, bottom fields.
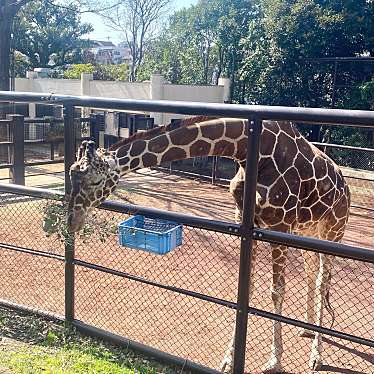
left=74, top=259, right=237, bottom=310
left=100, top=200, right=241, bottom=236
left=1, top=91, right=374, bottom=126
left=0, top=298, right=64, bottom=322
left=0, top=182, right=241, bottom=235
left=0, top=182, right=64, bottom=199
left=313, top=141, right=374, bottom=154
left=253, top=228, right=374, bottom=263
left=248, top=307, right=374, bottom=349
left=73, top=320, right=221, bottom=374
left=0, top=242, right=64, bottom=261
left=233, top=117, right=262, bottom=373
left=63, top=104, right=76, bottom=324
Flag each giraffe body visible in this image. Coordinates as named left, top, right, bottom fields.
left=68, top=118, right=350, bottom=373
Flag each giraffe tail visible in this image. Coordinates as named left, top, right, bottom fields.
left=325, top=269, right=335, bottom=329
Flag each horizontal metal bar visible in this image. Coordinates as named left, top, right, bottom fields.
left=0, top=182, right=64, bottom=200
left=344, top=174, right=374, bottom=183
left=74, top=259, right=236, bottom=310
left=313, top=142, right=374, bottom=153
left=0, top=163, right=12, bottom=169
left=73, top=320, right=220, bottom=374
left=0, top=183, right=240, bottom=235
left=249, top=307, right=374, bottom=349
left=2, top=91, right=374, bottom=126
left=25, top=159, right=64, bottom=167
left=254, top=228, right=374, bottom=263
left=306, top=56, right=374, bottom=62
left=0, top=242, right=64, bottom=261
left=100, top=200, right=240, bottom=235
left=25, top=170, right=64, bottom=178
left=24, top=119, right=63, bottom=124
left=0, top=298, right=64, bottom=323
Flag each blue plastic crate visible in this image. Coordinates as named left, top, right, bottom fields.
left=118, top=215, right=183, bottom=255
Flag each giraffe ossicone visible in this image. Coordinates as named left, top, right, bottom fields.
left=68, top=118, right=350, bottom=373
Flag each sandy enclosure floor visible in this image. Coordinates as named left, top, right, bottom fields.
left=0, top=168, right=373, bottom=373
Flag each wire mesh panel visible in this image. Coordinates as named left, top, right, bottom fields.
left=74, top=207, right=240, bottom=369
left=75, top=268, right=236, bottom=369
left=0, top=193, right=65, bottom=317
left=243, top=241, right=374, bottom=373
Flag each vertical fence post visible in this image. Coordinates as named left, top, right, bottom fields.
left=233, top=116, right=262, bottom=373
left=211, top=156, right=218, bottom=184
left=89, top=113, right=100, bottom=146
left=63, top=103, right=76, bottom=323
left=8, top=114, right=25, bottom=185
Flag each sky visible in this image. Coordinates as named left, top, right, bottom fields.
left=82, top=0, right=197, bottom=44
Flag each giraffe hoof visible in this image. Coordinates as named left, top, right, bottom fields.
left=263, top=359, right=284, bottom=373
left=298, top=328, right=315, bottom=338
left=309, top=357, right=323, bottom=371
left=220, top=357, right=233, bottom=373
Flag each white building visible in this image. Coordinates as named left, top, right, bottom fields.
left=88, top=40, right=132, bottom=65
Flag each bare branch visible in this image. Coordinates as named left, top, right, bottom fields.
left=101, top=0, right=172, bottom=81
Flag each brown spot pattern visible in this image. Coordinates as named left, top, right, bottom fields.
left=119, top=157, right=129, bottom=166
left=260, top=130, right=276, bottom=156
left=161, top=148, right=187, bottom=163
left=226, top=123, right=244, bottom=139
left=130, top=158, right=140, bottom=169
left=274, top=133, right=298, bottom=173
left=201, top=122, right=224, bottom=140
left=130, top=140, right=146, bottom=157
left=116, top=144, right=130, bottom=158
left=190, top=140, right=211, bottom=157
left=148, top=135, right=169, bottom=153
left=142, top=153, right=158, bottom=167
left=213, top=140, right=235, bottom=157
left=170, top=126, right=198, bottom=145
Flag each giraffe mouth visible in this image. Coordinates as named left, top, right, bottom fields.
left=67, top=209, right=86, bottom=233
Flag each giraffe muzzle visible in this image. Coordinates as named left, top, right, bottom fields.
left=67, top=208, right=86, bottom=233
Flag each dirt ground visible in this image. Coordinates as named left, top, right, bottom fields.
left=0, top=167, right=373, bottom=373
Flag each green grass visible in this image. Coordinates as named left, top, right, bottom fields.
left=0, top=306, right=181, bottom=374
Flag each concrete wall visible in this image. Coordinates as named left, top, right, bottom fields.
left=15, top=73, right=231, bottom=125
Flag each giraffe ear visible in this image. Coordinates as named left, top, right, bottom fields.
left=84, top=140, right=96, bottom=162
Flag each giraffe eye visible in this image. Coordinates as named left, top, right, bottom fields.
left=91, top=179, right=103, bottom=186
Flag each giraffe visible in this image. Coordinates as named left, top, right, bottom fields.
left=67, top=117, right=350, bottom=373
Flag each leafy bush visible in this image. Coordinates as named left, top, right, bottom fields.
left=63, top=63, right=129, bottom=81
left=41, top=200, right=118, bottom=245
left=63, top=64, right=95, bottom=79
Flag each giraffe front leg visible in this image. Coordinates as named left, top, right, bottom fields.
left=263, top=245, right=288, bottom=374
left=309, top=254, right=333, bottom=371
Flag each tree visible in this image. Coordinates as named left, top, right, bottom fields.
left=101, top=0, right=172, bottom=82
left=138, top=0, right=255, bottom=99
left=14, top=0, right=93, bottom=68
left=240, top=0, right=374, bottom=107
left=0, top=0, right=32, bottom=92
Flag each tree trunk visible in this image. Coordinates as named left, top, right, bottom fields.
left=0, top=18, right=11, bottom=91
left=0, top=16, right=12, bottom=118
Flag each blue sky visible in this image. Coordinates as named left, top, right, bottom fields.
left=82, top=0, right=197, bottom=44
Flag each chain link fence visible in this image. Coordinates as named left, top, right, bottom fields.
left=0, top=190, right=373, bottom=373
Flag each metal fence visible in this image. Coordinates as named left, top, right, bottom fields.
left=0, top=91, right=373, bottom=373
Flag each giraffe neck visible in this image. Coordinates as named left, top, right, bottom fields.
left=114, top=118, right=248, bottom=175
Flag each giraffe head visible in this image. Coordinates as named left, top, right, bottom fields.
left=67, top=140, right=119, bottom=232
